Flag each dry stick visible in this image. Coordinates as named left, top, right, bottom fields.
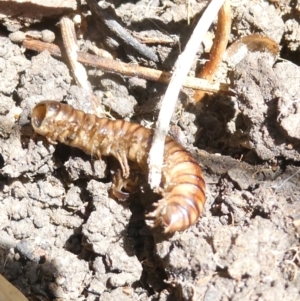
left=194, top=0, right=231, bottom=102
left=147, top=0, right=227, bottom=189
left=22, top=38, right=232, bottom=94
left=85, top=0, right=158, bottom=62
left=0, top=274, right=28, bottom=301
left=60, top=16, right=90, bottom=91
left=60, top=17, right=104, bottom=116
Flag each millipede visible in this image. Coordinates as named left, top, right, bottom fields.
left=31, top=100, right=206, bottom=232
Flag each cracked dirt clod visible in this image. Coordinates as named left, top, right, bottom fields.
left=0, top=37, right=31, bottom=94
left=82, top=180, right=143, bottom=289
left=233, top=52, right=300, bottom=161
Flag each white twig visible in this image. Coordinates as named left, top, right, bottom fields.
left=148, top=0, right=227, bottom=188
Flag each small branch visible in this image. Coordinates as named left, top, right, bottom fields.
left=22, top=38, right=232, bottom=94
left=85, top=0, right=159, bottom=62
left=0, top=274, right=28, bottom=301
left=194, top=0, right=231, bottom=102
left=60, top=16, right=104, bottom=116
left=147, top=0, right=227, bottom=189
left=60, top=16, right=90, bottom=91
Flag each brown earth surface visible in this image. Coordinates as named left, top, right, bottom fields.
left=0, top=0, right=300, bottom=300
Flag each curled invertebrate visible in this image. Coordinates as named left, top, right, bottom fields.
left=31, top=101, right=206, bottom=232
left=224, top=34, right=279, bottom=67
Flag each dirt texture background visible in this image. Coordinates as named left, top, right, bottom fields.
left=0, top=0, right=300, bottom=300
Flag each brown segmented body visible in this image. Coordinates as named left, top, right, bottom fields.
left=31, top=101, right=206, bottom=232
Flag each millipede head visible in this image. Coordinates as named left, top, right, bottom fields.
left=31, top=102, right=47, bottom=128
left=31, top=101, right=61, bottom=135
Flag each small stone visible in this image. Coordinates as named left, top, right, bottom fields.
left=41, top=30, right=55, bottom=43
left=9, top=31, right=26, bottom=43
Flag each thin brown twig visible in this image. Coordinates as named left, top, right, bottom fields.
left=194, top=0, right=231, bottom=102
left=22, top=38, right=232, bottom=95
